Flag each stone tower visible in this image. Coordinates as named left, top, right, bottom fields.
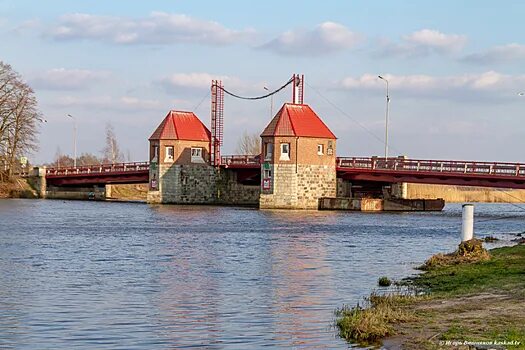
left=147, top=110, right=217, bottom=204
left=259, top=103, right=337, bottom=209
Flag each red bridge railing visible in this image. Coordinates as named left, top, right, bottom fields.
left=46, top=162, right=149, bottom=177
left=337, top=157, right=525, bottom=177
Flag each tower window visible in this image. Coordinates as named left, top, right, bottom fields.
left=265, top=143, right=274, bottom=160
left=152, top=145, right=159, bottom=162
left=165, top=146, right=174, bottom=162
left=317, top=144, right=324, bottom=155
left=280, top=143, right=290, bottom=161
left=191, top=147, right=204, bottom=163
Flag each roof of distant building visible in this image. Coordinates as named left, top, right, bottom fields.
left=260, top=103, right=336, bottom=139
left=149, top=110, right=211, bottom=142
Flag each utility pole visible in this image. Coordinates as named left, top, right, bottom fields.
left=67, top=114, right=77, bottom=167
left=264, top=86, right=273, bottom=117
left=378, top=76, right=390, bottom=159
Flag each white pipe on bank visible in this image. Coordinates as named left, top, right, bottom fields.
left=461, top=204, right=474, bottom=241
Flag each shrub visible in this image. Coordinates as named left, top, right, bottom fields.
left=378, top=276, right=392, bottom=287
left=335, top=291, right=416, bottom=343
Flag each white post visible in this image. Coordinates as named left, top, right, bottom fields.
left=461, top=204, right=474, bottom=241
left=293, top=74, right=301, bottom=104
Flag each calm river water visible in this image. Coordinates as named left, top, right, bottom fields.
left=0, top=199, right=523, bottom=349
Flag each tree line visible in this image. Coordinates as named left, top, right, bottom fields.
left=0, top=61, right=42, bottom=181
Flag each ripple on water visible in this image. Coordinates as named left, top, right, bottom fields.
left=0, top=200, right=523, bottom=349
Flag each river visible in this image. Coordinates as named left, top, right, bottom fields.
left=0, top=199, right=523, bottom=349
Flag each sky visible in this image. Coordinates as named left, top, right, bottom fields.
left=1, top=0, right=525, bottom=164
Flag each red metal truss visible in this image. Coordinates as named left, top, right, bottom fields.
left=210, top=80, right=224, bottom=166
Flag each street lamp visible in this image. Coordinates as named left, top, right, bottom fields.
left=67, top=114, right=77, bottom=167
left=264, top=86, right=274, bottom=117
left=378, top=75, right=390, bottom=159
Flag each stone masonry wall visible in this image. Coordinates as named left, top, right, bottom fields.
left=336, top=178, right=352, bottom=198
left=149, top=163, right=217, bottom=204
left=260, top=164, right=336, bottom=209
left=147, top=164, right=261, bottom=205
left=217, top=169, right=260, bottom=206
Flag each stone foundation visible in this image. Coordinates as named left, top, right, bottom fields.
left=148, top=164, right=217, bottom=204
left=148, top=164, right=260, bottom=206
left=260, top=164, right=336, bottom=209
left=217, top=169, right=260, bottom=206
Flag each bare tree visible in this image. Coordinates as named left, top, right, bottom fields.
left=77, top=152, right=101, bottom=166
left=0, top=61, right=41, bottom=180
left=101, top=122, right=123, bottom=164
left=235, top=130, right=261, bottom=155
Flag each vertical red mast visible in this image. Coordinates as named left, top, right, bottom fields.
left=210, top=80, right=224, bottom=166
left=292, top=74, right=304, bottom=104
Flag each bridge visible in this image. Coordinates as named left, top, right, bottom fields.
left=43, top=156, right=525, bottom=190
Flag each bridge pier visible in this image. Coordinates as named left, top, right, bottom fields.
left=28, top=166, right=46, bottom=198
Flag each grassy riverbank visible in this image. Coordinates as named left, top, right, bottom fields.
left=336, top=243, right=525, bottom=349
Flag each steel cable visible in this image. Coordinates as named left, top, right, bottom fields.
left=216, top=77, right=294, bottom=100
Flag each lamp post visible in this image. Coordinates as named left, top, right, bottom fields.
left=378, top=75, right=390, bottom=159
left=67, top=114, right=77, bottom=167
left=264, top=86, right=274, bottom=117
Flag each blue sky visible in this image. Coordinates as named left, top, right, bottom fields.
left=1, top=0, right=525, bottom=163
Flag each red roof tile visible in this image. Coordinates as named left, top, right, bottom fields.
left=261, top=104, right=336, bottom=139
left=149, top=110, right=211, bottom=142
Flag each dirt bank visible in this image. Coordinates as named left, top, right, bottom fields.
left=0, top=178, right=37, bottom=198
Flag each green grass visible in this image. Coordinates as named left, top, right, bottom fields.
left=336, top=244, right=525, bottom=348
left=411, top=245, right=525, bottom=297
left=335, top=291, right=416, bottom=343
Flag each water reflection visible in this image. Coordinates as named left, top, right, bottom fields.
left=0, top=200, right=524, bottom=349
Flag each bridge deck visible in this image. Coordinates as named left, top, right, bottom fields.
left=43, top=156, right=525, bottom=189
left=337, top=157, right=525, bottom=189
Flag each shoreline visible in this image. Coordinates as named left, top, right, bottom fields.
left=336, top=240, right=525, bottom=349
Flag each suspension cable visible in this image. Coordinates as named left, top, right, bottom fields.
left=215, top=77, right=294, bottom=100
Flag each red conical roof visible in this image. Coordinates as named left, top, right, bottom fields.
left=149, top=110, right=211, bottom=141
left=261, top=103, right=336, bottom=139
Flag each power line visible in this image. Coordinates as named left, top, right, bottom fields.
left=192, top=90, right=210, bottom=112
left=216, top=77, right=294, bottom=101
left=305, top=81, right=403, bottom=155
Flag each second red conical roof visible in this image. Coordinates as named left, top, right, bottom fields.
left=149, top=110, right=211, bottom=142
left=261, top=103, right=336, bottom=139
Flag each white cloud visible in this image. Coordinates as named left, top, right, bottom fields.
left=376, top=29, right=467, bottom=57
left=31, top=68, right=110, bottom=90
left=260, top=22, right=362, bottom=56
left=47, top=12, right=255, bottom=46
left=51, top=95, right=164, bottom=112
left=159, top=72, right=252, bottom=95
left=462, top=43, right=525, bottom=64
left=340, top=71, right=525, bottom=100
